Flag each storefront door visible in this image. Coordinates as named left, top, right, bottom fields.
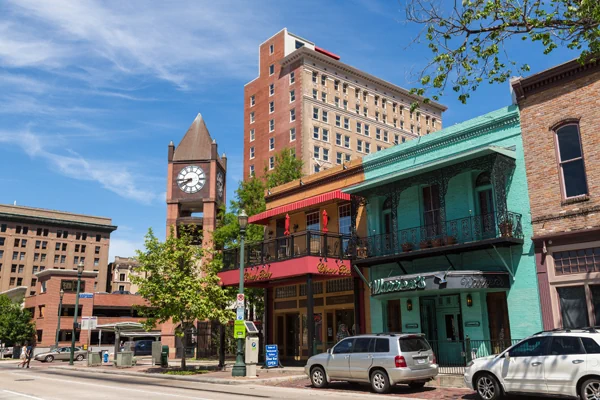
left=435, top=295, right=463, bottom=365
left=487, top=292, right=512, bottom=353
left=285, top=313, right=299, bottom=358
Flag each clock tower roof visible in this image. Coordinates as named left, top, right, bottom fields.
left=172, top=113, right=215, bottom=162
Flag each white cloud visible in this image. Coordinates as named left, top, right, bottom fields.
left=0, top=129, right=161, bottom=205
left=109, top=236, right=144, bottom=262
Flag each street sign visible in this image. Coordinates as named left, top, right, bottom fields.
left=79, top=293, right=94, bottom=299
left=265, top=344, right=279, bottom=368
left=236, top=293, right=245, bottom=308
left=81, top=316, right=97, bottom=330
left=234, top=320, right=246, bottom=339
left=236, top=307, right=244, bottom=321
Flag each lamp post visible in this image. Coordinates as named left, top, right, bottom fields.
left=69, top=261, right=84, bottom=365
left=231, top=209, right=248, bottom=377
left=55, top=289, right=65, bottom=349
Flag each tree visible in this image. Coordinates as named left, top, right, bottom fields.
left=0, top=295, right=36, bottom=348
left=264, top=148, right=304, bottom=189
left=132, top=227, right=234, bottom=369
left=406, top=0, right=600, bottom=105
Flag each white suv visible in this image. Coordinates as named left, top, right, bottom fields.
left=464, top=329, right=600, bottom=400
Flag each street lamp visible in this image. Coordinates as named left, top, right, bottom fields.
left=69, top=261, right=84, bottom=365
left=231, top=209, right=248, bottom=377
left=55, top=289, right=65, bottom=349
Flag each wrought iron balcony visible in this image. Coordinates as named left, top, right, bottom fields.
left=354, top=211, right=523, bottom=264
left=222, top=231, right=352, bottom=271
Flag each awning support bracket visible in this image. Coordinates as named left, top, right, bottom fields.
left=396, top=261, right=407, bottom=275
left=443, top=254, right=456, bottom=270
left=351, top=263, right=371, bottom=288
left=491, top=244, right=516, bottom=280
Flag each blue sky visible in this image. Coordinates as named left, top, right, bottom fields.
left=0, top=0, right=580, bottom=260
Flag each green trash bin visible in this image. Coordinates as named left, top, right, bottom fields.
left=161, top=345, right=169, bottom=368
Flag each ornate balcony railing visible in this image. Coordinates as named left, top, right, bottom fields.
left=357, top=211, right=523, bottom=259
left=222, top=231, right=352, bottom=271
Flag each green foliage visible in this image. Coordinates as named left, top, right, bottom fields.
left=264, top=148, right=304, bottom=189
left=406, top=0, right=600, bottom=107
left=132, top=227, right=234, bottom=368
left=0, top=295, right=36, bottom=345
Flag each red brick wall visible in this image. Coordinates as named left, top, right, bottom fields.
left=518, top=69, right=600, bottom=236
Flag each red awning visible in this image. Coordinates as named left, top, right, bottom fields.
left=249, top=189, right=351, bottom=225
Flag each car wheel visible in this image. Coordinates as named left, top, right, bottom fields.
left=408, top=382, right=426, bottom=389
left=45, top=355, right=54, bottom=363
left=310, top=366, right=328, bottom=388
left=475, top=373, right=502, bottom=400
left=580, top=378, right=600, bottom=400
left=76, top=354, right=84, bottom=361
left=370, top=369, right=391, bottom=394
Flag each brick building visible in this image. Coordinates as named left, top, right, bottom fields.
left=512, top=59, right=600, bottom=329
left=243, top=28, right=447, bottom=180
left=0, top=204, right=116, bottom=296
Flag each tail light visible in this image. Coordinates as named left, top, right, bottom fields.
left=432, top=353, right=437, bottom=364
left=395, top=355, right=407, bottom=368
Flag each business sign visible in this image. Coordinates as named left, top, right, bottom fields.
left=265, top=344, right=279, bottom=368
left=79, top=293, right=94, bottom=299
left=244, top=269, right=273, bottom=282
left=236, top=307, right=245, bottom=321
left=370, top=271, right=510, bottom=296
left=316, top=262, right=351, bottom=276
left=234, top=320, right=246, bottom=339
left=236, top=293, right=245, bottom=308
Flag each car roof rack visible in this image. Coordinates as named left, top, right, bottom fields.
left=533, top=326, right=598, bottom=335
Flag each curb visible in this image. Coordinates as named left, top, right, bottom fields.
left=48, top=366, right=307, bottom=385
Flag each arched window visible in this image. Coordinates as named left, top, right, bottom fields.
left=475, top=171, right=491, bottom=187
left=382, top=197, right=392, bottom=235
left=555, top=124, right=588, bottom=198
left=382, top=197, right=392, bottom=211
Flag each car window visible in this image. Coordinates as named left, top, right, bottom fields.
left=400, top=337, right=431, bottom=352
left=582, top=337, right=600, bottom=354
left=509, top=337, right=550, bottom=357
left=549, top=337, right=585, bottom=356
left=353, top=338, right=371, bottom=353
left=375, top=338, right=390, bottom=353
left=333, top=338, right=354, bottom=354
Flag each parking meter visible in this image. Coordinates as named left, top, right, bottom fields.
left=244, top=321, right=260, bottom=378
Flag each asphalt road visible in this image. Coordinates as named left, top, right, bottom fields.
left=0, top=362, right=426, bottom=400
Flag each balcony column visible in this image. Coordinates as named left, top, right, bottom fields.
left=491, top=155, right=516, bottom=221
left=390, top=192, right=399, bottom=253
left=438, top=170, right=450, bottom=236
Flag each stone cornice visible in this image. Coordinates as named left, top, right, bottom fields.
left=0, top=212, right=117, bottom=233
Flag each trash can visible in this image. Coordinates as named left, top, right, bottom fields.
left=160, top=345, right=169, bottom=368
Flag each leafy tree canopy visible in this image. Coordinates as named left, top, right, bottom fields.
left=406, top=0, right=600, bottom=105
left=0, top=295, right=36, bottom=346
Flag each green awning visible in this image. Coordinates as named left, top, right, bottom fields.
left=344, top=145, right=516, bottom=195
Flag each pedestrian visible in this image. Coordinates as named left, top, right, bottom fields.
left=17, top=344, right=27, bottom=368
left=25, top=342, right=34, bottom=368
left=336, top=324, right=349, bottom=342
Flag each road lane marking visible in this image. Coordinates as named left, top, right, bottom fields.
left=8, top=372, right=213, bottom=400
left=2, top=390, right=46, bottom=400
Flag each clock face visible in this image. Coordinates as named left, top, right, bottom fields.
left=217, top=172, right=224, bottom=199
left=176, top=165, right=206, bottom=194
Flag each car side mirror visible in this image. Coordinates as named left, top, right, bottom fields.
left=504, top=352, right=510, bottom=361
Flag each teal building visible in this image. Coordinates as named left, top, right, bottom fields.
left=344, top=105, right=542, bottom=365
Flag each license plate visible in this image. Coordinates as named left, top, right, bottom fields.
left=416, top=358, right=427, bottom=364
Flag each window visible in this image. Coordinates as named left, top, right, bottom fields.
left=74, top=256, right=79, bottom=264
left=356, top=122, right=361, bottom=134
left=375, top=111, right=379, bottom=121
left=373, top=338, right=390, bottom=353
left=336, top=152, right=343, bottom=164
left=249, top=165, right=255, bottom=176
left=56, top=229, right=61, bottom=237
left=290, top=128, right=296, bottom=142
left=95, top=235, right=101, bottom=242
left=249, top=147, right=255, bottom=159
left=9, top=277, right=15, bottom=286
left=423, top=185, right=442, bottom=236
left=55, top=242, right=61, bottom=251
left=306, top=212, right=320, bottom=231
left=374, top=96, right=379, bottom=106
left=355, top=88, right=360, bottom=98
left=313, top=164, right=320, bottom=173
left=250, top=95, right=255, bottom=107
left=11, top=264, right=16, bottom=273
left=355, top=104, right=360, bottom=114
left=592, top=285, right=600, bottom=326
left=410, top=111, right=414, bottom=120
left=558, top=286, right=589, bottom=328
left=62, top=243, right=67, bottom=251
left=119, top=273, right=126, bottom=281
left=353, top=338, right=371, bottom=353
left=290, top=108, right=296, bottom=122
left=37, top=228, right=42, bottom=236
left=336, top=133, right=342, bottom=146
left=289, top=71, right=295, bottom=84
left=363, top=107, right=368, bottom=117
left=365, top=142, right=371, bottom=153
left=269, top=157, right=274, bottom=170
left=19, top=252, right=25, bottom=260
left=81, top=244, right=86, bottom=252
left=269, top=137, right=275, bottom=150
left=34, top=253, right=39, bottom=261
left=334, top=97, right=340, bottom=108
left=363, top=92, right=368, bottom=102
left=357, top=139, right=363, bottom=152
left=312, top=89, right=318, bottom=99
left=94, top=258, right=99, bottom=267
left=554, top=247, right=600, bottom=275
left=432, top=118, right=436, bottom=128
left=377, top=145, right=382, bottom=152
left=12, top=252, right=18, bottom=261
left=269, top=101, right=274, bottom=113
left=0, top=238, right=4, bottom=246
left=95, top=246, right=100, bottom=254
left=344, top=136, right=350, bottom=148
left=312, top=71, right=318, bottom=83
left=555, top=124, right=588, bottom=198
left=313, top=127, right=320, bottom=140
left=321, top=74, right=327, bottom=85
left=343, top=83, right=348, bottom=93
left=322, top=110, right=328, bottom=123
left=322, top=129, right=329, bottom=142
left=392, top=103, right=397, bottom=113
left=75, top=244, right=80, bottom=252
left=18, top=265, right=24, bottom=274
left=382, top=98, right=387, bottom=108
left=582, top=337, right=600, bottom=354
left=322, top=148, right=329, bottom=162
left=313, top=146, right=320, bottom=159
left=334, top=80, right=339, bottom=91
left=0, top=224, right=6, bottom=232
left=41, top=254, right=46, bottom=261
left=342, top=117, right=349, bottom=130
left=269, top=44, right=274, bottom=54
left=549, top=337, right=585, bottom=356
left=393, top=118, right=397, bottom=128
left=509, top=337, right=550, bottom=357
left=249, top=129, right=255, bottom=142
left=313, top=107, right=319, bottom=120
left=383, top=131, right=389, bottom=142
left=333, top=338, right=354, bottom=354
left=343, top=100, right=348, bottom=110
left=401, top=120, right=404, bottom=130
left=60, top=255, right=66, bottom=263
left=335, top=115, right=341, bottom=127
left=269, top=64, right=274, bottom=75
left=269, top=83, right=274, bottom=96
left=394, top=134, right=399, bottom=145
left=250, top=112, right=255, bottom=123
left=400, top=337, right=431, bottom=352
left=411, top=124, right=414, bottom=133
left=364, top=124, right=370, bottom=136
left=376, top=128, right=381, bottom=140
left=289, top=90, right=295, bottom=102
left=269, top=119, right=274, bottom=132
left=54, top=255, right=59, bottom=263
left=321, top=92, right=327, bottom=103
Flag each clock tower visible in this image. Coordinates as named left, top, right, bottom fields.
left=166, top=113, right=227, bottom=246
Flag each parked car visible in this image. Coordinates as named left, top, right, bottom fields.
left=464, top=328, right=600, bottom=400
left=305, top=333, right=438, bottom=394
left=34, top=347, right=87, bottom=363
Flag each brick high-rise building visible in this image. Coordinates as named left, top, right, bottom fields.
left=0, top=204, right=116, bottom=297
left=243, top=28, right=447, bottom=179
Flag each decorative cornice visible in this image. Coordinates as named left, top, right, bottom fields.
left=362, top=108, right=520, bottom=173
left=532, top=204, right=600, bottom=224
left=0, top=212, right=117, bottom=233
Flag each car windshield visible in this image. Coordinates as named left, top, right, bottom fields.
left=399, top=336, right=431, bottom=352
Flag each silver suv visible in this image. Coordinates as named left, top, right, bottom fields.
left=305, top=333, right=438, bottom=394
